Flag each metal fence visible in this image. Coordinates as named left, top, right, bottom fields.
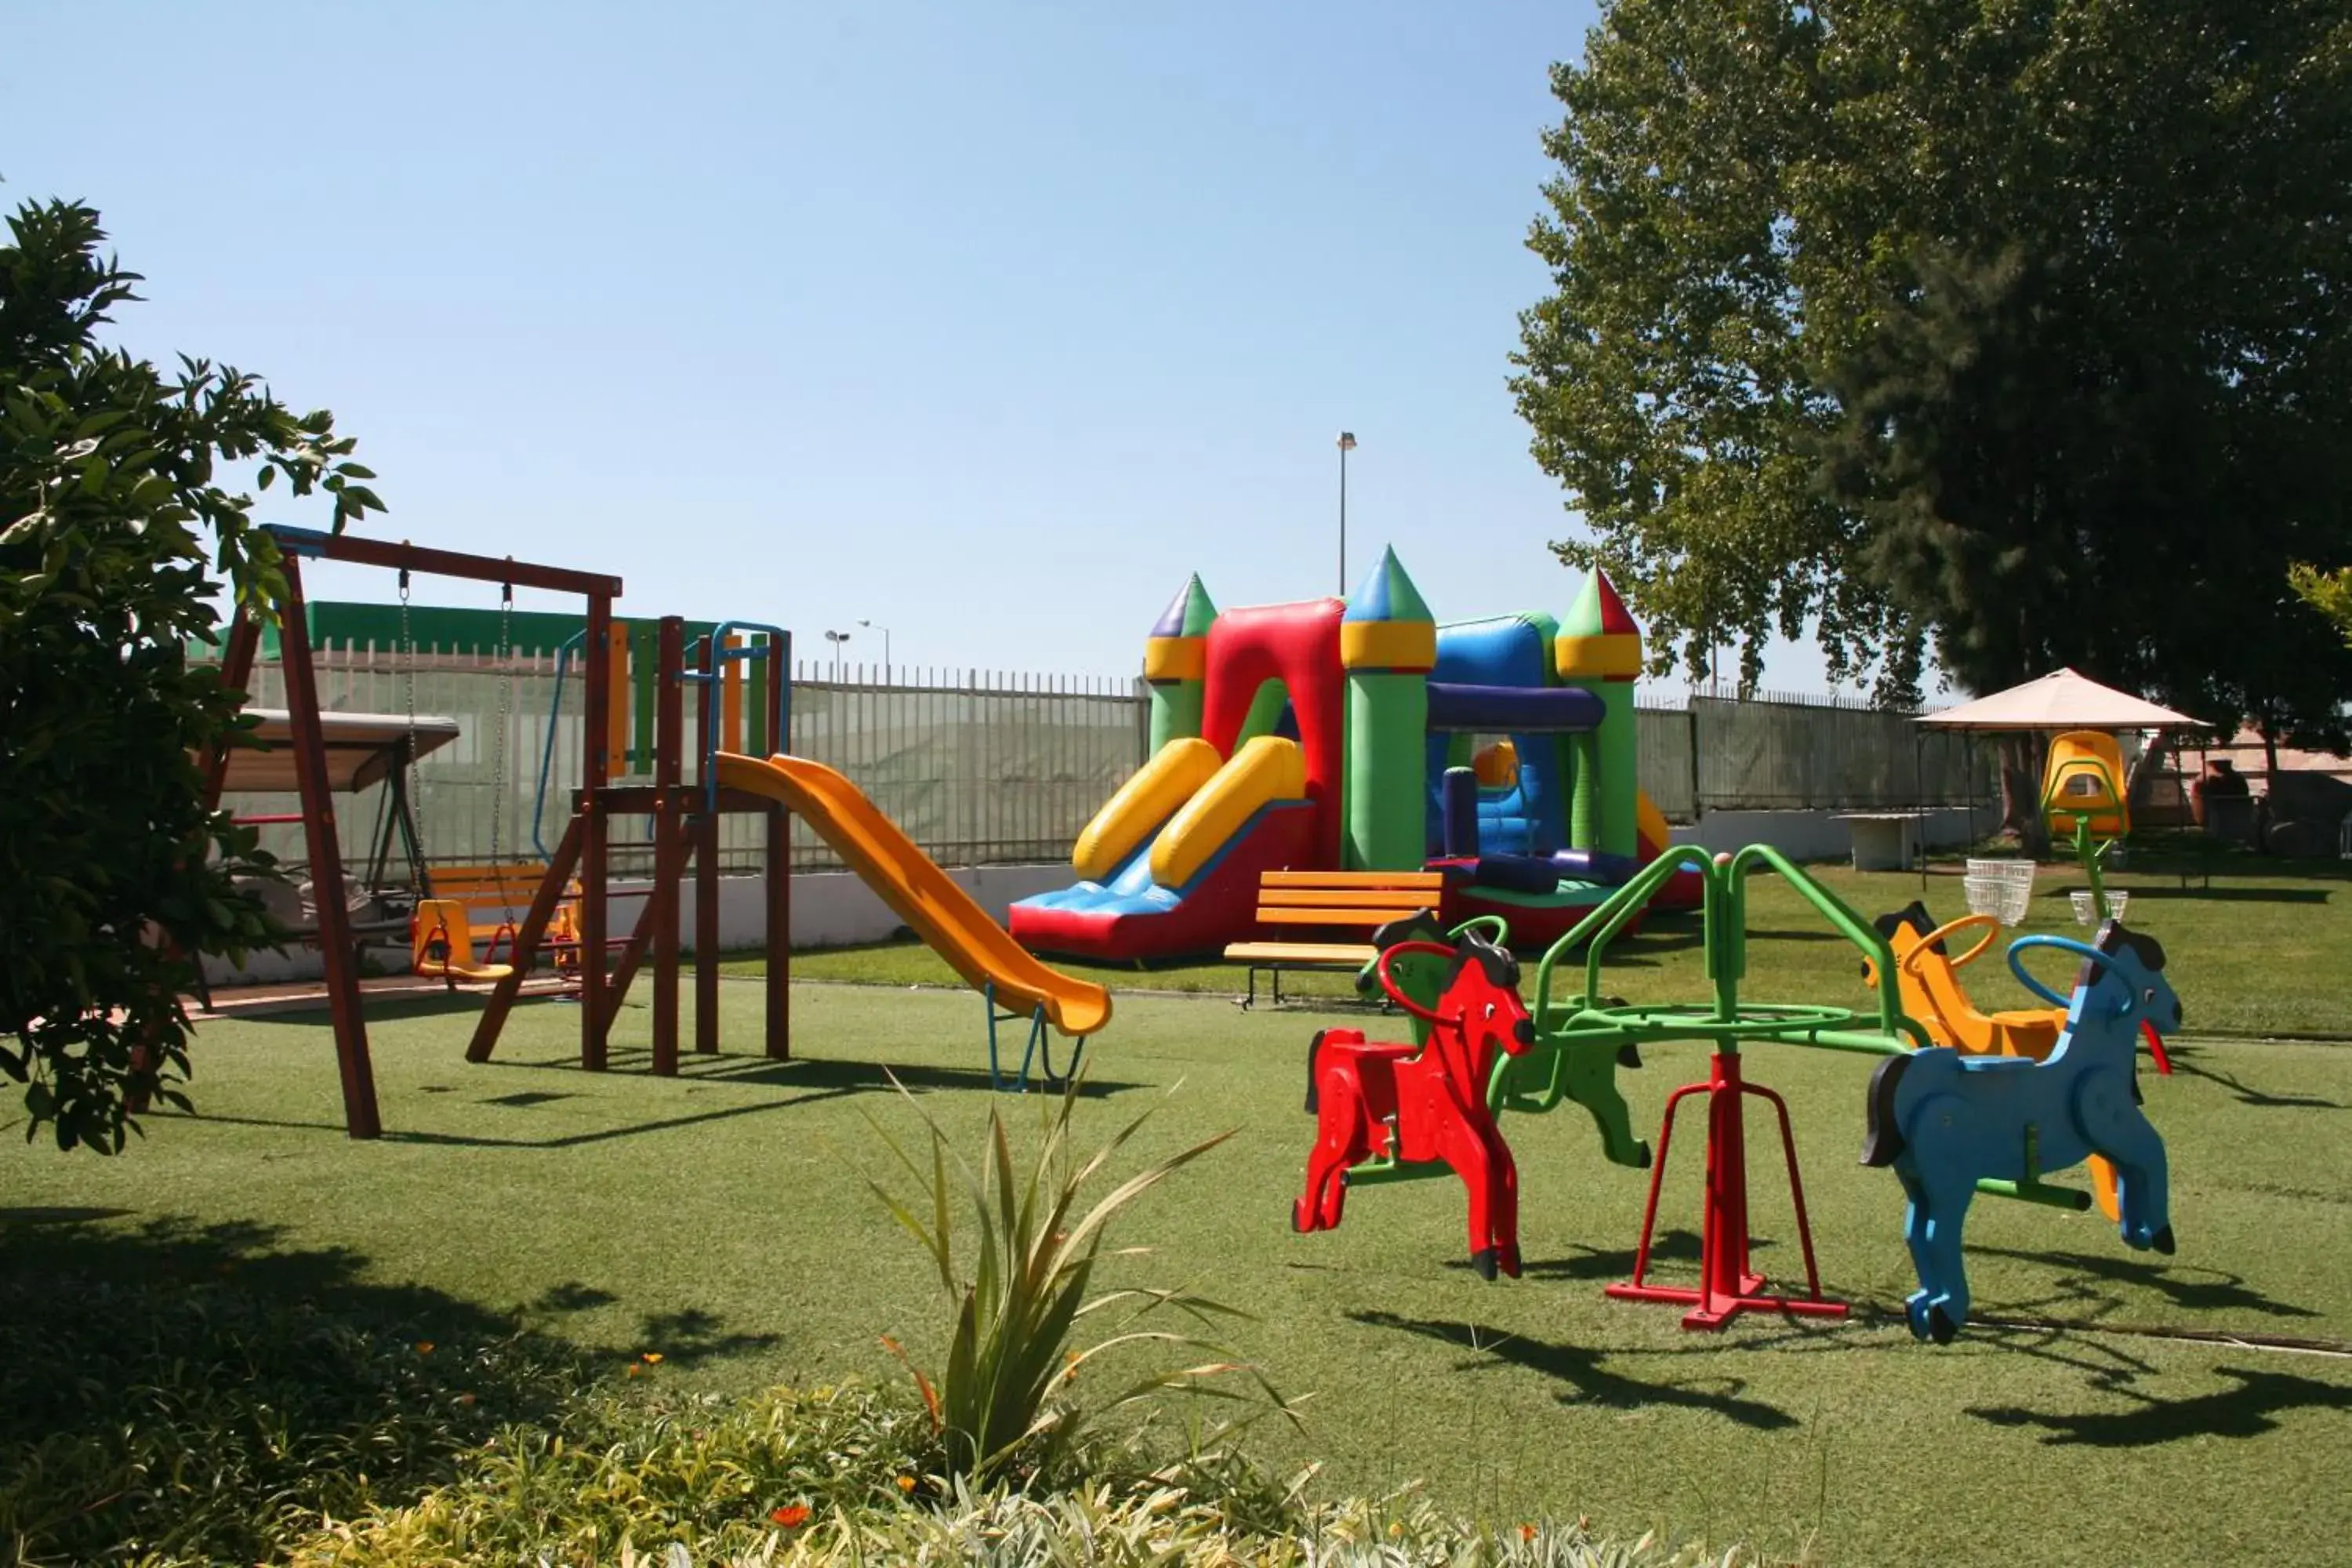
left=228, top=647, right=1143, bottom=877
left=220, top=644, right=1989, bottom=877
left=1639, top=691, right=1995, bottom=818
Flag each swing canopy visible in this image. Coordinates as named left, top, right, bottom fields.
left=215, top=710, right=463, bottom=794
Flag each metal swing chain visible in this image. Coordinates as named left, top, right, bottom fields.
left=400, top=570, right=426, bottom=858
left=488, top=574, right=516, bottom=906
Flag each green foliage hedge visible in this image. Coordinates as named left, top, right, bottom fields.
left=0, top=1218, right=589, bottom=1565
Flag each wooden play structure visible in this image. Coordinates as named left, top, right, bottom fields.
left=203, top=526, right=794, bottom=1138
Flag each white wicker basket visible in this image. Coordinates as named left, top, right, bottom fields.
left=2071, top=889, right=2129, bottom=925
left=1962, top=858, right=2036, bottom=926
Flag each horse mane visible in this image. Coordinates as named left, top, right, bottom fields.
left=2095, top=920, right=2166, bottom=973
left=1874, top=902, right=1937, bottom=946
left=1866, top=902, right=1941, bottom=978
left=1450, top=933, right=1520, bottom=994
left=1370, top=910, right=1448, bottom=952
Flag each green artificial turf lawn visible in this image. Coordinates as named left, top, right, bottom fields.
left=7, top=856, right=2352, bottom=1567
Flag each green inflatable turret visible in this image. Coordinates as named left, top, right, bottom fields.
left=1143, top=575, right=1217, bottom=753
left=1341, top=548, right=1436, bottom=869
left=1556, top=569, right=1642, bottom=861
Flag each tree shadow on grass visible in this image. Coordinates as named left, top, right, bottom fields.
left=637, top=1305, right=786, bottom=1367
left=1970, top=1364, right=2352, bottom=1446
left=1345, top=1308, right=1802, bottom=1431
left=0, top=1211, right=591, bottom=1564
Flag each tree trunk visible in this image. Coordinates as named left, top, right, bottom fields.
left=1995, top=733, right=2050, bottom=856
left=2123, top=728, right=2172, bottom=822
left=2258, top=721, right=2283, bottom=851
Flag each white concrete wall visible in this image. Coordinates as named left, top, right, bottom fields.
left=201, top=863, right=1079, bottom=986
left=199, top=812, right=1977, bottom=989
left=1668, top=806, right=1980, bottom=862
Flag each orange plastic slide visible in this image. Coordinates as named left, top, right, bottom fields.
left=713, top=753, right=1112, bottom=1037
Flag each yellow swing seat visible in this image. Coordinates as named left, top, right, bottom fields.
left=411, top=898, right=516, bottom=985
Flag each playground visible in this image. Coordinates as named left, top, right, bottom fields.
left=9, top=857, right=2351, bottom=1566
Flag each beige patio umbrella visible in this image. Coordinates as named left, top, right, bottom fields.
left=1915, top=668, right=2209, bottom=732
left=1912, top=670, right=2220, bottom=879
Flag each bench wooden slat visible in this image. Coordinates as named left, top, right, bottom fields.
left=1223, top=941, right=1377, bottom=965
left=1258, top=870, right=1445, bottom=889
left=426, top=863, right=580, bottom=914
left=1258, top=887, right=1447, bottom=909
left=1255, top=906, right=1429, bottom=927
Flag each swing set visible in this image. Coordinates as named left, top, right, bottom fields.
left=203, top=525, right=796, bottom=1138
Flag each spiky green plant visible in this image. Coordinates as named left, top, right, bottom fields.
left=862, top=1074, right=1292, bottom=1485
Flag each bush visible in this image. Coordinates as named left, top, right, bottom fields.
left=283, top=1384, right=935, bottom=1567
left=276, top=1386, right=1744, bottom=1567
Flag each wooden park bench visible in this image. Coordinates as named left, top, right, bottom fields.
left=1222, top=869, right=1446, bottom=1009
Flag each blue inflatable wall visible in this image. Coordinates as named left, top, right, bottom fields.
left=1425, top=616, right=1566, bottom=856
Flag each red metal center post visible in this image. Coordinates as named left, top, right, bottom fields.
left=1605, top=1047, right=1847, bottom=1330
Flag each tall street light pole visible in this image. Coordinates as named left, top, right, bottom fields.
left=822, top=628, right=851, bottom=679
left=1337, top=430, right=1357, bottom=596
left=858, top=619, right=892, bottom=681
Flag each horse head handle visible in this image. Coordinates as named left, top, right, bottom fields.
left=2092, top=920, right=2181, bottom=1034
left=2005, top=921, right=2181, bottom=1033
left=1443, top=931, right=1536, bottom=1058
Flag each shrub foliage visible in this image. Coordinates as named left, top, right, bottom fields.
left=0, top=198, right=383, bottom=1152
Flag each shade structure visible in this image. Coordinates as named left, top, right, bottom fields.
left=1915, top=669, right=2210, bottom=733
left=214, top=710, right=462, bottom=793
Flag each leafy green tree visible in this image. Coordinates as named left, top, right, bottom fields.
left=2291, top=564, right=2352, bottom=647
left=1513, top=0, right=2352, bottom=770
left=2, top=198, right=383, bottom=1152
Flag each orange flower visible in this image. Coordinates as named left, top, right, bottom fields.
left=641, top=1352, right=664, bottom=1365
left=1519, top=1523, right=1536, bottom=1541
left=456, top=1392, right=477, bottom=1406
left=770, top=1504, right=811, bottom=1528
left=625, top=1363, right=642, bottom=1378
left=895, top=1475, right=917, bottom=1494
left=415, top=1341, right=434, bottom=1356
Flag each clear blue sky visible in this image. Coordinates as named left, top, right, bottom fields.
left=9, top=1, right=1830, bottom=694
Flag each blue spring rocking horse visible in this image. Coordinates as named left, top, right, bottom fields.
left=1860, top=920, right=2180, bottom=1344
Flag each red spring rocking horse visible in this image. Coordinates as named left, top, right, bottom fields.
left=1292, top=931, right=1536, bottom=1279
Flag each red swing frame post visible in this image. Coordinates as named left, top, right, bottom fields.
left=256, top=525, right=624, bottom=1138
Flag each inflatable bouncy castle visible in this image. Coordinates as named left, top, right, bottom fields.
left=1010, top=550, right=1700, bottom=962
